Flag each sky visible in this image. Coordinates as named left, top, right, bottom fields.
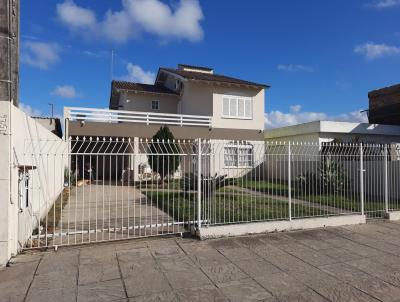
left=20, top=0, right=400, bottom=128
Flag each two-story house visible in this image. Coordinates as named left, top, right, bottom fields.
left=65, top=64, right=268, bottom=179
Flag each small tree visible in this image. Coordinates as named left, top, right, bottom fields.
left=148, top=126, right=180, bottom=182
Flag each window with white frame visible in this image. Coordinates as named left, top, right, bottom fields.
left=223, top=95, right=252, bottom=119
left=224, top=141, right=253, bottom=167
left=151, top=100, right=160, bottom=110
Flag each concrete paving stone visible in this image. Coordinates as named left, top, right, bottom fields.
left=259, top=233, right=294, bottom=247
left=294, top=237, right=335, bottom=251
left=8, top=253, right=42, bottom=264
left=275, top=288, right=330, bottom=302
left=175, top=285, right=228, bottom=302
left=30, top=270, right=77, bottom=290
left=157, top=256, right=198, bottom=272
left=255, top=271, right=309, bottom=298
left=130, top=291, right=179, bottom=302
left=78, top=261, right=120, bottom=285
left=261, top=252, right=312, bottom=272
left=0, top=261, right=38, bottom=302
left=249, top=242, right=286, bottom=258
left=322, top=237, right=383, bottom=258
left=277, top=243, right=338, bottom=266
left=372, top=254, right=400, bottom=269
left=186, top=248, right=231, bottom=267
left=79, top=246, right=116, bottom=262
left=164, top=267, right=211, bottom=289
left=234, top=235, right=270, bottom=249
left=201, top=262, right=247, bottom=284
left=288, top=266, right=342, bottom=289
left=148, top=241, right=185, bottom=259
left=216, top=246, right=259, bottom=261
left=123, top=270, right=172, bottom=297
left=318, top=246, right=364, bottom=262
left=25, top=287, right=77, bottom=302
left=312, top=282, right=380, bottom=302
left=36, top=250, right=79, bottom=275
left=77, top=278, right=126, bottom=302
left=233, top=258, right=281, bottom=278
left=350, top=276, right=400, bottom=302
left=208, top=238, right=241, bottom=249
left=319, top=262, right=371, bottom=283
left=217, top=278, right=274, bottom=302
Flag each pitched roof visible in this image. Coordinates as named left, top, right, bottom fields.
left=159, top=68, right=269, bottom=89
left=111, top=80, right=178, bottom=95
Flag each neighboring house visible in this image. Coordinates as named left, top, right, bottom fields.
left=368, top=83, right=400, bottom=125
left=265, top=120, right=400, bottom=145
left=65, top=64, right=269, bottom=179
left=32, top=117, right=63, bottom=138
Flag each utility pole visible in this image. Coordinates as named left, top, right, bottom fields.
left=48, top=103, right=54, bottom=118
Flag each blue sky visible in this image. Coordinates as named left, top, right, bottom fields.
left=20, top=0, right=400, bottom=128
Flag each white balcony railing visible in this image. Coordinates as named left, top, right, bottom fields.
left=64, top=107, right=212, bottom=128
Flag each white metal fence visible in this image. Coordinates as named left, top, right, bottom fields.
left=21, top=138, right=400, bottom=249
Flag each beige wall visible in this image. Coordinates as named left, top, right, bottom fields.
left=119, top=92, right=179, bottom=114
left=180, top=81, right=265, bottom=130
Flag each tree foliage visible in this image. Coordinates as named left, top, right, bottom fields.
left=148, top=126, right=180, bottom=181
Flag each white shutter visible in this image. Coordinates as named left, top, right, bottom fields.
left=245, top=99, right=252, bottom=118
left=230, top=98, right=237, bottom=117
left=238, top=98, right=244, bottom=117
left=223, top=97, right=229, bottom=116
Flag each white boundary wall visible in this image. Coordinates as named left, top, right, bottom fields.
left=197, top=215, right=366, bottom=239
left=0, top=102, right=66, bottom=266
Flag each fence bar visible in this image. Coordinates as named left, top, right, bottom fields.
left=197, top=138, right=202, bottom=229
left=288, top=142, right=292, bottom=221
left=384, top=145, right=389, bottom=213
left=360, top=143, right=365, bottom=216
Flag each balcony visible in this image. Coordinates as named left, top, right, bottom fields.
left=64, top=107, right=212, bottom=128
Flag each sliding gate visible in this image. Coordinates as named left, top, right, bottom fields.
left=21, top=137, right=203, bottom=249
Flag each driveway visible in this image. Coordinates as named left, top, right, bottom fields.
left=3, top=221, right=400, bottom=301
left=48, top=183, right=184, bottom=246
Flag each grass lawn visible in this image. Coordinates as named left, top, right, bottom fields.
left=144, top=190, right=327, bottom=225
left=232, top=179, right=291, bottom=197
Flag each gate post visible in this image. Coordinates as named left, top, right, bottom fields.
left=360, top=143, right=364, bottom=216
left=288, top=142, right=292, bottom=221
left=197, top=138, right=202, bottom=229
left=384, top=145, right=389, bottom=213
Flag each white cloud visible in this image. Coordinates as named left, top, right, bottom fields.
left=365, top=0, right=400, bottom=8
left=56, top=1, right=97, bottom=29
left=277, top=64, right=314, bottom=72
left=21, top=41, right=61, bottom=70
left=122, top=63, right=155, bottom=84
left=56, top=0, right=204, bottom=43
left=52, top=85, right=78, bottom=99
left=354, top=42, right=400, bottom=60
left=19, top=103, right=42, bottom=117
left=265, top=105, right=368, bottom=129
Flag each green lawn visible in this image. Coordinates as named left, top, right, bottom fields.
left=232, top=179, right=291, bottom=197
left=144, top=191, right=327, bottom=225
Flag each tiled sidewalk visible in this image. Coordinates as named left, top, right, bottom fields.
left=2, top=221, right=400, bottom=301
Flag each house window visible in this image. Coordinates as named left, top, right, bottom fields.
left=222, top=95, right=252, bottom=119
left=224, top=142, right=253, bottom=167
left=151, top=100, right=160, bottom=110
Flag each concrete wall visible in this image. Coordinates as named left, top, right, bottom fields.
left=119, top=91, right=179, bottom=114
left=0, top=102, right=66, bottom=266
left=0, top=0, right=19, bottom=106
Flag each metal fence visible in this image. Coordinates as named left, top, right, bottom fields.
left=20, top=138, right=400, bottom=249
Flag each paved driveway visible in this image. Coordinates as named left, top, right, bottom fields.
left=3, top=221, right=400, bottom=301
